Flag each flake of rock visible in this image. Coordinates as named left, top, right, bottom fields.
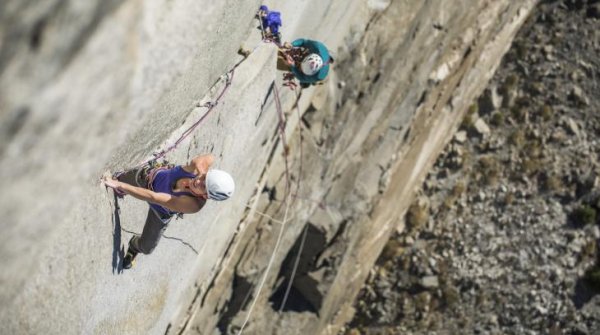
left=570, top=71, right=580, bottom=81
left=428, top=257, right=437, bottom=269
left=551, top=129, right=568, bottom=142
left=423, top=179, right=435, bottom=192
left=454, top=130, right=468, bottom=143
left=449, top=156, right=463, bottom=169
left=413, top=239, right=427, bottom=250
left=564, top=117, right=581, bottom=137
left=479, top=87, right=502, bottom=114
left=473, top=118, right=491, bottom=136
left=420, top=276, right=439, bottom=289
left=453, top=146, right=464, bottom=158
left=502, top=88, right=518, bottom=108
left=578, top=59, right=594, bottom=74
left=570, top=85, right=589, bottom=106
left=593, top=226, right=600, bottom=239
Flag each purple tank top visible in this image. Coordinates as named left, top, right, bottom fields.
left=150, top=165, right=197, bottom=215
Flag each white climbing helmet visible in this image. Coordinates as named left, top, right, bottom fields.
left=300, top=53, right=323, bottom=76
left=206, top=169, right=235, bottom=201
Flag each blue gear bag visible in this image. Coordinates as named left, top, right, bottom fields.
left=260, top=6, right=282, bottom=35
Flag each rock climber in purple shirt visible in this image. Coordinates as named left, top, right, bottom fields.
left=102, top=154, right=234, bottom=269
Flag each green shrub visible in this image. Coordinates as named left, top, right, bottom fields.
left=407, top=201, right=429, bottom=231
left=380, top=239, right=403, bottom=261
left=461, top=104, right=478, bottom=130
left=509, top=129, right=526, bottom=147
left=490, top=112, right=504, bottom=126
left=468, top=103, right=479, bottom=115
left=583, top=239, right=597, bottom=259
left=528, top=82, right=544, bottom=96
left=541, top=105, right=553, bottom=121
left=573, top=205, right=597, bottom=226
left=515, top=96, right=531, bottom=107
left=478, top=156, right=501, bottom=186
left=522, top=158, right=542, bottom=176
left=506, top=73, right=519, bottom=87
left=514, top=41, right=528, bottom=60
left=584, top=265, right=600, bottom=291
left=543, top=174, right=563, bottom=193
left=441, top=285, right=460, bottom=309
left=452, top=181, right=466, bottom=197
left=510, top=106, right=527, bottom=122
left=500, top=74, right=519, bottom=94
left=504, top=192, right=515, bottom=206
left=525, top=140, right=542, bottom=158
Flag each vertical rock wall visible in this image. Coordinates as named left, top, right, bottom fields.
left=177, top=1, right=538, bottom=334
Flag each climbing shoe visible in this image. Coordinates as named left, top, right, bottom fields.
left=123, top=243, right=138, bottom=270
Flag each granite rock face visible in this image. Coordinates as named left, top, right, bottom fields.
left=0, top=0, right=537, bottom=334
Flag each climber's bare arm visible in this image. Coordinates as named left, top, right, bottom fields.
left=102, top=177, right=203, bottom=213
left=183, top=154, right=214, bottom=175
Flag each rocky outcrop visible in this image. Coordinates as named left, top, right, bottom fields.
left=0, top=0, right=538, bottom=334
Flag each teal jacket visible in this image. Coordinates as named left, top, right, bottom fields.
left=290, top=39, right=331, bottom=84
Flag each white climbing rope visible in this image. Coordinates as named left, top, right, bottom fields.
left=279, top=222, right=309, bottom=311
left=236, top=194, right=291, bottom=335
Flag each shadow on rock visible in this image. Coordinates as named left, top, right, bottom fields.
left=111, top=193, right=124, bottom=274
left=573, top=275, right=600, bottom=309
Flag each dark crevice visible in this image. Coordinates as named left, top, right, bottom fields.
left=417, top=90, right=427, bottom=106
left=301, top=104, right=318, bottom=129
left=30, top=19, right=47, bottom=51
left=216, top=274, right=254, bottom=332
left=262, top=185, right=277, bottom=202
left=372, top=72, right=381, bottom=84
left=403, top=127, right=412, bottom=143
left=4, top=106, right=30, bottom=138
left=256, top=81, right=275, bottom=126
left=269, top=223, right=328, bottom=313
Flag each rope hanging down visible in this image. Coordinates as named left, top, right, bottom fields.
left=236, top=6, right=323, bottom=331
left=235, top=60, right=293, bottom=335
left=123, top=70, right=236, bottom=175
left=119, top=5, right=293, bottom=176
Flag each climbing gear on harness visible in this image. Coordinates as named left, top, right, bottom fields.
left=287, top=47, right=310, bottom=65
left=144, top=161, right=175, bottom=192
left=206, top=169, right=235, bottom=201
left=300, top=53, right=323, bottom=76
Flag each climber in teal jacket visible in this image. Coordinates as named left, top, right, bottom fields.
left=281, top=38, right=334, bottom=85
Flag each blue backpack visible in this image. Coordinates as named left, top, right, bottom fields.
left=259, top=6, right=282, bottom=35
